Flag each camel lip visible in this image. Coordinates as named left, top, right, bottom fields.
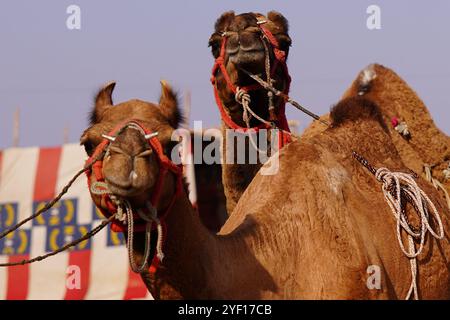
left=229, top=49, right=265, bottom=60
left=227, top=47, right=264, bottom=55
left=229, top=54, right=266, bottom=72
left=105, top=179, right=146, bottom=198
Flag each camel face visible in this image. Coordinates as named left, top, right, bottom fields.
left=209, top=11, right=291, bottom=74
left=81, top=81, right=181, bottom=211
left=209, top=11, right=291, bottom=92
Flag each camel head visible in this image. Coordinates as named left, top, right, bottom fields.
left=80, top=81, right=182, bottom=213
left=209, top=11, right=292, bottom=127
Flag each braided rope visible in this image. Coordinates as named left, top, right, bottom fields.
left=262, top=37, right=276, bottom=121
left=125, top=200, right=152, bottom=273
left=375, top=167, right=444, bottom=300
left=0, top=215, right=114, bottom=267
left=235, top=87, right=272, bottom=127
left=0, top=152, right=104, bottom=241
left=238, top=68, right=329, bottom=126
left=90, top=181, right=155, bottom=273
left=143, top=202, right=165, bottom=262
left=235, top=87, right=276, bottom=156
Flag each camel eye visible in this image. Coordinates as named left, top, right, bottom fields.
left=83, top=140, right=95, bottom=156
left=277, top=34, right=291, bottom=52
left=208, top=34, right=222, bottom=58
left=164, top=141, right=179, bottom=158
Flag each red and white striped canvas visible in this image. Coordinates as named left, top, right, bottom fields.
left=0, top=144, right=157, bottom=300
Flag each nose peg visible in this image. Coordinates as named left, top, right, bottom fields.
left=144, top=132, right=159, bottom=140
left=102, top=134, right=116, bottom=142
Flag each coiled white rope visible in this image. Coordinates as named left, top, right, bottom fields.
left=375, top=168, right=444, bottom=300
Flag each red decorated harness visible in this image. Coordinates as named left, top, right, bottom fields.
left=210, top=20, right=293, bottom=149
left=85, top=120, right=183, bottom=273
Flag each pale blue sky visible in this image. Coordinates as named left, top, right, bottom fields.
left=0, top=0, right=449, bottom=148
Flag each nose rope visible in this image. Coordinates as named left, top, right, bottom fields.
left=234, top=32, right=276, bottom=155
left=262, top=36, right=276, bottom=121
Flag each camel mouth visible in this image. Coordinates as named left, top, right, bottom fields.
left=105, top=178, right=150, bottom=198
left=229, top=49, right=265, bottom=68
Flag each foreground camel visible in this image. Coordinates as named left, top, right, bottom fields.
left=209, top=11, right=293, bottom=213
left=303, top=64, right=450, bottom=207
left=83, top=81, right=450, bottom=299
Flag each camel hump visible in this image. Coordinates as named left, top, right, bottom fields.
left=356, top=63, right=401, bottom=96
left=330, top=96, right=387, bottom=131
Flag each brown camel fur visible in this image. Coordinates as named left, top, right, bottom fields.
left=303, top=64, right=450, bottom=208
left=83, top=82, right=450, bottom=299
left=209, top=11, right=292, bottom=213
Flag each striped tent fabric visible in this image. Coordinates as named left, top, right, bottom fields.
left=0, top=144, right=159, bottom=300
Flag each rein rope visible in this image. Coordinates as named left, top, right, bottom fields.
left=0, top=152, right=113, bottom=267
left=352, top=151, right=444, bottom=300
left=239, top=68, right=329, bottom=126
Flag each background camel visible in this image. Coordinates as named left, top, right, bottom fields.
left=83, top=81, right=450, bottom=299
left=303, top=64, right=450, bottom=209
left=209, top=11, right=293, bottom=213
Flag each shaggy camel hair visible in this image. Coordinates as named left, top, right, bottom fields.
left=303, top=64, right=450, bottom=207
left=83, top=81, right=450, bottom=299
left=209, top=11, right=292, bottom=214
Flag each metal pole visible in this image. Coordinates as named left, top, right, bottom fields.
left=13, top=107, right=20, bottom=147
left=63, top=125, right=69, bottom=144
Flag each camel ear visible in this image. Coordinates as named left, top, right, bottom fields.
left=214, top=11, right=235, bottom=32
left=209, top=11, right=235, bottom=58
left=266, top=11, right=291, bottom=54
left=92, top=81, right=116, bottom=123
left=159, top=80, right=182, bottom=128
left=267, top=11, right=289, bottom=34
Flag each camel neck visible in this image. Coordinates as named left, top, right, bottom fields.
left=160, top=190, right=233, bottom=298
